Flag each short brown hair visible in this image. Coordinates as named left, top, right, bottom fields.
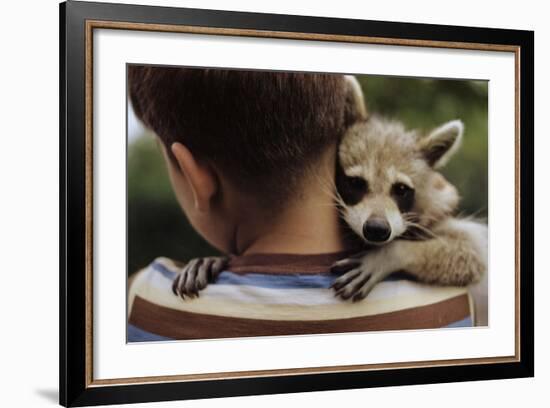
left=128, top=66, right=348, bottom=202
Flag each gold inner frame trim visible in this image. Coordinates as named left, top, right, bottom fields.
left=84, top=19, right=522, bottom=388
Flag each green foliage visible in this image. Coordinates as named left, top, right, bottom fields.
left=128, top=76, right=488, bottom=274
left=127, top=134, right=220, bottom=275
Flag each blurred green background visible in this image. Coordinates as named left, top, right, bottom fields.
left=128, top=75, right=488, bottom=275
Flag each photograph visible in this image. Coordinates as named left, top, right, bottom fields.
left=126, top=66, right=489, bottom=342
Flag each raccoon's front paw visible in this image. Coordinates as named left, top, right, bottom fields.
left=172, top=256, right=227, bottom=300
left=330, top=254, right=392, bottom=302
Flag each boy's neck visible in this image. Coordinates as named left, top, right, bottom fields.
left=233, top=176, right=353, bottom=256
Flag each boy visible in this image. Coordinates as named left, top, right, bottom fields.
left=127, top=67, right=475, bottom=341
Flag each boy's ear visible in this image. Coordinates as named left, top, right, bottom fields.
left=171, top=142, right=218, bottom=212
left=343, top=75, right=368, bottom=126
left=418, top=120, right=464, bottom=169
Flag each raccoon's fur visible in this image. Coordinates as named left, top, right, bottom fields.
left=331, top=108, right=487, bottom=301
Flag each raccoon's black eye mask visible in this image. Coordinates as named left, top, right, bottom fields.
left=336, top=164, right=369, bottom=206
left=391, top=182, right=415, bottom=212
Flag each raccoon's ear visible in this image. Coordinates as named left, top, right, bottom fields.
left=419, top=120, right=464, bottom=169
left=343, top=75, right=368, bottom=126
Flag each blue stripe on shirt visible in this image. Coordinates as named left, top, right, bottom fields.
left=128, top=324, right=173, bottom=342
left=152, top=262, right=335, bottom=289
left=151, top=260, right=415, bottom=290
left=444, top=317, right=473, bottom=328
left=216, top=271, right=335, bottom=289
left=152, top=262, right=177, bottom=279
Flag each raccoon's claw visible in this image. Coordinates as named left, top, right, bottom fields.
left=172, top=256, right=228, bottom=300
left=332, top=265, right=392, bottom=302
left=330, top=266, right=361, bottom=290
left=333, top=267, right=373, bottom=301
left=330, top=258, right=361, bottom=275
left=350, top=277, right=380, bottom=302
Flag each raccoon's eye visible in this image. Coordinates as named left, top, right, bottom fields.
left=347, top=176, right=368, bottom=193
left=337, top=175, right=368, bottom=206
left=391, top=182, right=413, bottom=197
left=391, top=182, right=415, bottom=212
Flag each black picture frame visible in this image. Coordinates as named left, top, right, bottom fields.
left=60, top=1, right=534, bottom=406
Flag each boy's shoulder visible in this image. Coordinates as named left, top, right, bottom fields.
left=128, top=257, right=181, bottom=306
left=128, top=254, right=475, bottom=342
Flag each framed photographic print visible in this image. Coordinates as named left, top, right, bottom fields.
left=60, top=0, right=534, bottom=406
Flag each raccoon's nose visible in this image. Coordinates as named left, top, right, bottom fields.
left=363, top=218, right=391, bottom=243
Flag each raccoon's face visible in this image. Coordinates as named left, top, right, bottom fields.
left=336, top=116, right=463, bottom=245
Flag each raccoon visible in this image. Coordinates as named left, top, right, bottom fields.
left=331, top=114, right=487, bottom=301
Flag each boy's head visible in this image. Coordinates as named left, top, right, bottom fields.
left=128, top=66, right=354, bottom=253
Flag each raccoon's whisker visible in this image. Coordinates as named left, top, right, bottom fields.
left=402, top=212, right=423, bottom=223
left=304, top=178, right=348, bottom=214
left=305, top=178, right=338, bottom=203
left=314, top=177, right=346, bottom=209
left=402, top=212, right=418, bottom=220
left=312, top=169, right=337, bottom=192
left=418, top=226, right=448, bottom=248
left=330, top=190, right=347, bottom=209
left=322, top=189, right=343, bottom=205
left=403, top=212, right=440, bottom=224
left=404, top=221, right=446, bottom=246
left=455, top=210, right=468, bottom=219
left=405, top=221, right=436, bottom=238
left=404, top=213, right=444, bottom=229
left=402, top=214, right=446, bottom=244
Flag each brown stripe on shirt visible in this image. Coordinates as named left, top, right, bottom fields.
left=129, top=294, right=470, bottom=340
left=227, top=249, right=362, bottom=275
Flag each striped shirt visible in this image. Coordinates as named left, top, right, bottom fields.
left=128, top=252, right=474, bottom=342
